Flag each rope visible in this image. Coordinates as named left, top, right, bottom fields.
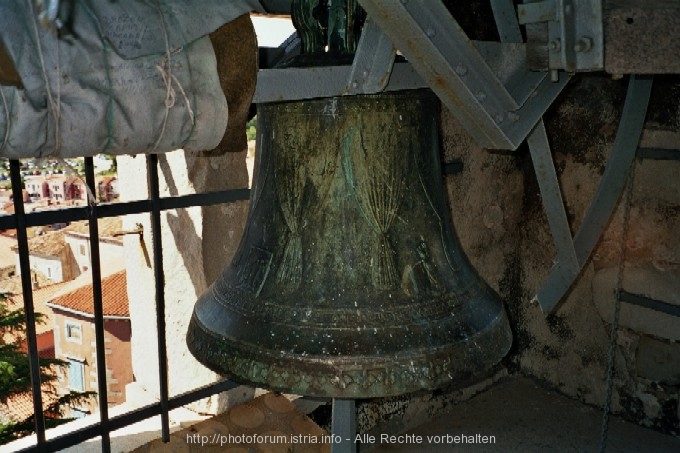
left=28, top=0, right=61, bottom=157
left=150, top=0, right=194, bottom=153
left=599, top=160, right=637, bottom=452
left=0, top=89, right=9, bottom=152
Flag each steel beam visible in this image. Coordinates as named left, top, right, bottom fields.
left=347, top=17, right=397, bottom=95
left=359, top=0, right=517, bottom=149
left=491, top=0, right=524, bottom=42
left=527, top=122, right=580, bottom=278
left=254, top=62, right=426, bottom=103
left=535, top=75, right=653, bottom=314
left=359, top=0, right=567, bottom=150
left=331, top=399, right=357, bottom=453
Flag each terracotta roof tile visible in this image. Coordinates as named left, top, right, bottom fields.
left=0, top=379, right=59, bottom=423
left=97, top=176, right=117, bottom=185
left=14, top=230, right=68, bottom=258
left=63, top=217, right=123, bottom=240
left=3, top=281, right=73, bottom=339
left=0, top=270, right=53, bottom=295
left=48, top=271, right=129, bottom=317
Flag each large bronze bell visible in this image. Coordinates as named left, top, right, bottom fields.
left=187, top=90, right=512, bottom=398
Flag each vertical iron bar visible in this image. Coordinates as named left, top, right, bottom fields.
left=331, top=399, right=357, bottom=453
left=9, top=160, right=47, bottom=451
left=84, top=157, right=111, bottom=453
left=147, top=154, right=170, bottom=441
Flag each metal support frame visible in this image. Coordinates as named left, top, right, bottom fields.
left=331, top=399, right=357, bottom=453
left=358, top=0, right=567, bottom=150
left=518, top=0, right=604, bottom=72
left=254, top=62, right=426, bottom=103
left=254, top=1, right=568, bottom=150
left=527, top=122, right=580, bottom=278
left=494, top=0, right=580, bottom=284
left=346, top=17, right=396, bottom=95
left=491, top=0, right=524, bottom=42
left=534, top=75, right=653, bottom=314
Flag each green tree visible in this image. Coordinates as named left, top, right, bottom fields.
left=0, top=299, right=95, bottom=444
left=102, top=154, right=117, bottom=174
left=246, top=116, right=257, bottom=141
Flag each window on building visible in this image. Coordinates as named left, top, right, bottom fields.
left=68, top=359, right=85, bottom=391
left=47, top=267, right=52, bottom=278
left=65, top=322, right=82, bottom=343
left=79, top=244, right=86, bottom=256
left=71, top=408, right=89, bottom=419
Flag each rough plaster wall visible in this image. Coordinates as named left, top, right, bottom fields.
left=118, top=150, right=251, bottom=414
left=442, top=74, right=680, bottom=435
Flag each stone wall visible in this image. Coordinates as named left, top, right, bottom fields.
left=442, top=74, right=680, bottom=435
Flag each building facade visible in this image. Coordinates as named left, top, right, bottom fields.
left=47, top=271, right=132, bottom=417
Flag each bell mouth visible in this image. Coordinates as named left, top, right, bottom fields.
left=187, top=282, right=512, bottom=398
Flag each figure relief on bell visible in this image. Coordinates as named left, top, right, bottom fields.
left=401, top=236, right=443, bottom=297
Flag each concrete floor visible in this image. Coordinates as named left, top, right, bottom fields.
left=371, top=377, right=680, bottom=452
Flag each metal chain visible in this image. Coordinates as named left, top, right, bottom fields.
left=599, top=160, right=637, bottom=452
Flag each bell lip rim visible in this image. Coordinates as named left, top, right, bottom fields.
left=186, top=308, right=513, bottom=399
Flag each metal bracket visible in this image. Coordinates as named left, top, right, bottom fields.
left=347, top=16, right=397, bottom=95
left=518, top=0, right=604, bottom=72
left=359, top=0, right=568, bottom=150
left=495, top=0, right=580, bottom=281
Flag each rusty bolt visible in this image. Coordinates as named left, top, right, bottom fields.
left=574, top=36, right=593, bottom=53
left=548, top=39, right=561, bottom=52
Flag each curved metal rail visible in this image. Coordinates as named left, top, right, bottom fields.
left=488, top=0, right=654, bottom=314
left=532, top=75, right=653, bottom=313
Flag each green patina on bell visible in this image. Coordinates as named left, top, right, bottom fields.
left=187, top=0, right=511, bottom=398
left=187, top=89, right=512, bottom=397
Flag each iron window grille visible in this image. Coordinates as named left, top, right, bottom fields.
left=1, top=154, right=462, bottom=452
left=2, top=155, right=249, bottom=453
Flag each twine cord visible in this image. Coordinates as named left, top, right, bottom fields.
left=0, top=89, right=9, bottom=152
left=150, top=0, right=194, bottom=153
left=29, top=0, right=61, bottom=156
